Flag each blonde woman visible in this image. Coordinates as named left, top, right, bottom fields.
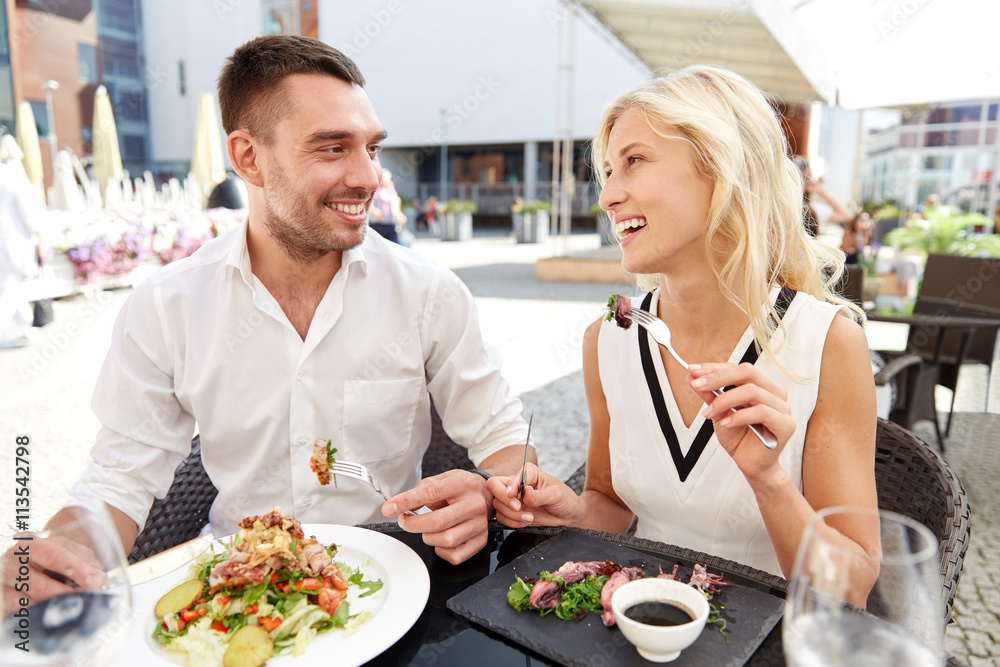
left=488, top=66, right=878, bottom=581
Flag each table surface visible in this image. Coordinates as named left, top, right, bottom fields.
left=359, top=527, right=788, bottom=667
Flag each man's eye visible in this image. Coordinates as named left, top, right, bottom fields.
left=368, top=145, right=382, bottom=154
left=325, top=146, right=343, bottom=154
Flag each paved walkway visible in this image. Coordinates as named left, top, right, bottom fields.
left=1, top=231, right=996, bottom=665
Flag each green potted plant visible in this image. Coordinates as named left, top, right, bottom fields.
left=591, top=202, right=616, bottom=247
left=438, top=199, right=478, bottom=241
left=884, top=209, right=1000, bottom=259
left=511, top=199, right=551, bottom=243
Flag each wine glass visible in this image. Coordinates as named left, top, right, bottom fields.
left=783, top=506, right=944, bottom=666
left=1, top=500, right=132, bottom=666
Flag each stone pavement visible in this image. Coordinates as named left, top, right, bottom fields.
left=1, top=231, right=997, bottom=665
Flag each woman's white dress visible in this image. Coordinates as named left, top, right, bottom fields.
left=598, top=288, right=845, bottom=576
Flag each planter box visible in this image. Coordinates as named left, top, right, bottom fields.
left=513, top=211, right=550, bottom=243
left=440, top=212, right=473, bottom=241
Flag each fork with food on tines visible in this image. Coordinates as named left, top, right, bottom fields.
left=329, top=460, right=421, bottom=516
left=625, top=307, right=778, bottom=450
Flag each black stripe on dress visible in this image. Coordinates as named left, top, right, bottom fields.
left=636, top=287, right=795, bottom=482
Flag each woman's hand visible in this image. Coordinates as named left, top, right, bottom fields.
left=486, top=463, right=582, bottom=529
left=686, top=362, right=797, bottom=485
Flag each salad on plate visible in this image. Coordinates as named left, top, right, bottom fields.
left=151, top=508, right=383, bottom=666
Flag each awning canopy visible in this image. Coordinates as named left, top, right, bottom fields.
left=581, top=0, right=1000, bottom=109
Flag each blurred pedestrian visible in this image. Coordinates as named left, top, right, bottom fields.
left=0, top=134, right=43, bottom=348
left=792, top=155, right=853, bottom=237
left=369, top=168, right=406, bottom=244
left=840, top=212, right=872, bottom=265
left=425, top=196, right=440, bottom=236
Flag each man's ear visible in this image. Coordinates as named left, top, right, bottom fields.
left=228, top=130, right=264, bottom=188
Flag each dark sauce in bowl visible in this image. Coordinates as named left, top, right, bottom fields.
left=624, top=600, right=696, bottom=627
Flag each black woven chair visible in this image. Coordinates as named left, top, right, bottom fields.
left=871, top=253, right=1000, bottom=448
left=563, top=417, right=970, bottom=626
left=128, top=403, right=474, bottom=563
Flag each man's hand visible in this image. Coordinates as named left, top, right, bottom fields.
left=381, top=469, right=493, bottom=564
left=2, top=534, right=106, bottom=615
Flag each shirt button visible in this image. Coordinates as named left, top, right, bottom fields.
left=296, top=373, right=304, bottom=380
left=298, top=438, right=308, bottom=446
left=302, top=497, right=312, bottom=507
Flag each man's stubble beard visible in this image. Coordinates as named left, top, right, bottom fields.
left=261, top=164, right=367, bottom=263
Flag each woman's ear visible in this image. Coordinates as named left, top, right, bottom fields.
left=227, top=131, right=263, bottom=188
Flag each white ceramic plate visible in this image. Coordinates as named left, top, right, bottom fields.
left=111, top=525, right=429, bottom=666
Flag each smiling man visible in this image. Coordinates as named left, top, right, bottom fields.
left=7, top=36, right=532, bottom=607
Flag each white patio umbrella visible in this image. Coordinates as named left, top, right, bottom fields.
left=582, top=0, right=1000, bottom=109
left=15, top=100, right=45, bottom=203
left=190, top=93, right=226, bottom=207
left=92, top=85, right=124, bottom=196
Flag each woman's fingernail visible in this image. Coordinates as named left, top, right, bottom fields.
left=507, top=484, right=515, bottom=495
left=511, top=500, right=521, bottom=511
left=720, top=417, right=731, bottom=427
left=522, top=513, right=533, bottom=523
left=384, top=503, right=398, bottom=515
left=701, top=404, right=712, bottom=416
left=84, top=574, right=104, bottom=588
left=688, top=364, right=701, bottom=372
left=692, top=378, right=706, bottom=388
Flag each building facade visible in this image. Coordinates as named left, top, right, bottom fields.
left=860, top=100, right=1000, bottom=217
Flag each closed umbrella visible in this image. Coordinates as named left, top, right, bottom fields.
left=15, top=100, right=45, bottom=203
left=190, top=93, right=226, bottom=207
left=92, top=85, right=123, bottom=197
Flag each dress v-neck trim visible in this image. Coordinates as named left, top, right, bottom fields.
left=637, top=287, right=795, bottom=485
left=646, top=290, right=756, bottom=443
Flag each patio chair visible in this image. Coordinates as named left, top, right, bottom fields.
left=871, top=253, right=1000, bottom=447
left=834, top=264, right=866, bottom=308
left=562, top=418, right=970, bottom=625
left=127, top=402, right=474, bottom=563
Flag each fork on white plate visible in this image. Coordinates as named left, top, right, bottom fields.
left=625, top=308, right=779, bottom=450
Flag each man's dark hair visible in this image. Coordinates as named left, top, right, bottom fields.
left=218, top=35, right=365, bottom=143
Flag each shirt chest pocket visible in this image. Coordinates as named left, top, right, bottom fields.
left=342, top=377, right=424, bottom=463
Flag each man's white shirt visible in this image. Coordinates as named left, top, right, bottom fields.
left=70, top=222, right=528, bottom=535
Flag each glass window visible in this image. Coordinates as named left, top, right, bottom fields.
left=178, top=61, right=186, bottom=97
left=989, top=103, right=998, bottom=122
left=28, top=99, right=48, bottom=136
left=122, top=134, right=146, bottom=162
left=98, top=0, right=137, bottom=33
left=101, top=37, right=141, bottom=80
left=900, top=131, right=918, bottom=148
left=987, top=129, right=997, bottom=145
left=78, top=44, right=98, bottom=83
left=113, top=88, right=148, bottom=123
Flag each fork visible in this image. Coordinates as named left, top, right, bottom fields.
left=625, top=308, right=778, bottom=450
left=329, top=461, right=420, bottom=516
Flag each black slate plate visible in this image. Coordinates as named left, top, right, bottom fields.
left=447, top=531, right=784, bottom=667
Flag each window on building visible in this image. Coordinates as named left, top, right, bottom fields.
left=178, top=61, right=186, bottom=97
left=112, top=88, right=148, bottom=123
left=100, top=37, right=141, bottom=81
left=900, top=132, right=918, bottom=148
left=27, top=100, right=48, bottom=137
left=78, top=44, right=98, bottom=83
left=122, top=134, right=146, bottom=162
left=990, top=104, right=998, bottom=122
left=98, top=0, right=138, bottom=33
left=927, top=105, right=982, bottom=124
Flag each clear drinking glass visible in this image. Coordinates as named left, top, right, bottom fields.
left=783, top=506, right=944, bottom=666
left=1, top=500, right=132, bottom=666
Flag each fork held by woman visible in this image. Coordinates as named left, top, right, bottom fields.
left=625, top=308, right=778, bottom=449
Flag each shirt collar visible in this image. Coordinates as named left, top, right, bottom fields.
left=224, top=216, right=371, bottom=286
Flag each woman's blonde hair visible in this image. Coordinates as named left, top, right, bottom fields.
left=592, top=65, right=863, bottom=369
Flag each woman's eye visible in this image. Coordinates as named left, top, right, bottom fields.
left=627, top=155, right=642, bottom=165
